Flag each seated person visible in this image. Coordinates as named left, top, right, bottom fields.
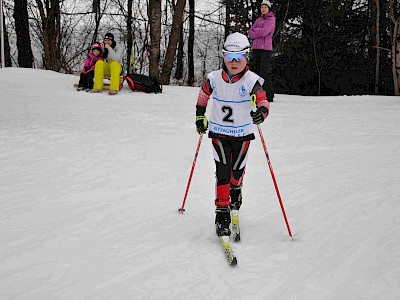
left=92, top=33, right=123, bottom=95
left=77, top=42, right=103, bottom=92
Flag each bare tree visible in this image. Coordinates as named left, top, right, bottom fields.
left=126, top=0, right=134, bottom=74
left=35, top=0, right=62, bottom=71
left=187, top=0, right=195, bottom=86
left=92, top=0, right=101, bottom=43
left=13, top=0, right=34, bottom=67
left=1, top=9, right=12, bottom=67
left=390, top=0, right=400, bottom=95
left=160, top=0, right=186, bottom=84
left=375, top=0, right=380, bottom=95
left=174, top=22, right=184, bottom=80
left=224, top=0, right=230, bottom=37
left=148, top=0, right=162, bottom=79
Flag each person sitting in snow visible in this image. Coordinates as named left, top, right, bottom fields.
left=91, top=33, right=123, bottom=95
left=77, top=42, right=104, bottom=92
left=195, top=32, right=270, bottom=239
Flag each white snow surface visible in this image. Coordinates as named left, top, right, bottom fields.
left=1, top=68, right=400, bottom=299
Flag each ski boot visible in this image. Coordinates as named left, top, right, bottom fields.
left=215, top=207, right=231, bottom=237
left=230, top=186, right=242, bottom=241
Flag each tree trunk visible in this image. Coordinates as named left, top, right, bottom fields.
left=36, top=0, right=62, bottom=71
left=174, top=25, right=184, bottom=80
left=148, top=0, right=162, bottom=80
left=392, top=20, right=400, bottom=95
left=390, top=0, right=400, bottom=95
left=160, top=0, right=187, bottom=85
left=127, top=0, right=134, bottom=74
left=375, top=0, right=380, bottom=95
left=92, top=0, right=101, bottom=44
left=1, top=11, right=12, bottom=67
left=13, top=0, right=34, bottom=68
left=225, top=0, right=231, bottom=38
left=187, top=0, right=195, bottom=86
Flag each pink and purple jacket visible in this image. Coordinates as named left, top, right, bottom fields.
left=248, top=12, right=276, bottom=51
left=83, top=52, right=104, bottom=72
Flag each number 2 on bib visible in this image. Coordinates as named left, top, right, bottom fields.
left=222, top=106, right=234, bottom=123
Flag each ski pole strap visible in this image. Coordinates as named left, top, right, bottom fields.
left=250, top=94, right=257, bottom=112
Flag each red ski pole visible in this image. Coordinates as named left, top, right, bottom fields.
left=179, top=133, right=203, bottom=213
left=251, top=95, right=293, bottom=238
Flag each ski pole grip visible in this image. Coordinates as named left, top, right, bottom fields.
left=250, top=94, right=257, bottom=112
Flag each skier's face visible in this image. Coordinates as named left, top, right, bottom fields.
left=92, top=49, right=100, bottom=56
left=261, top=5, right=270, bottom=15
left=224, top=57, right=247, bottom=75
left=104, top=39, right=112, bottom=47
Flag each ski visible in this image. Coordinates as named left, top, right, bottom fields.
left=220, top=236, right=237, bottom=266
left=231, top=209, right=240, bottom=242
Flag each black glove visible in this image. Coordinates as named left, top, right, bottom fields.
left=250, top=106, right=268, bottom=125
left=195, top=105, right=208, bottom=134
left=101, top=48, right=109, bottom=59
left=196, top=115, right=208, bottom=134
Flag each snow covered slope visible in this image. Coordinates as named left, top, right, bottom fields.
left=1, top=68, right=399, bottom=299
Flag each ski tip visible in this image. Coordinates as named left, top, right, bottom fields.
left=220, top=235, right=230, bottom=242
left=230, top=257, right=238, bottom=266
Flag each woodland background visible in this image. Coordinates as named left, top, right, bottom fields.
left=2, top=0, right=400, bottom=96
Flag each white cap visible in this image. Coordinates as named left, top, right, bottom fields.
left=261, top=0, right=272, bottom=8
left=223, top=32, right=250, bottom=52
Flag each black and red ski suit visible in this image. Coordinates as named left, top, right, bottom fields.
left=196, top=65, right=270, bottom=209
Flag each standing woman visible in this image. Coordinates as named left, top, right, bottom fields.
left=248, top=0, right=275, bottom=102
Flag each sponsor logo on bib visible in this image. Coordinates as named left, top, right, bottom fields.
left=239, top=85, right=247, bottom=97
left=211, top=82, right=217, bottom=92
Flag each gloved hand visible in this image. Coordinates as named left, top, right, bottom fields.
left=195, top=115, right=208, bottom=134
left=82, top=67, right=92, bottom=75
left=250, top=106, right=268, bottom=125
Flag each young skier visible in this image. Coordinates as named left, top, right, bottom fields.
left=77, top=42, right=103, bottom=91
left=195, top=32, right=270, bottom=240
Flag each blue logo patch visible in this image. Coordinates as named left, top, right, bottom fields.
left=211, top=82, right=216, bottom=92
left=239, top=85, right=247, bottom=97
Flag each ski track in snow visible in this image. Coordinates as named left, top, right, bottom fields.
left=1, top=68, right=400, bottom=299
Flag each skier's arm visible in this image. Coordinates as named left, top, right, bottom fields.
left=250, top=82, right=269, bottom=123
left=82, top=54, right=92, bottom=72
left=107, top=47, right=122, bottom=64
left=195, top=79, right=213, bottom=134
left=196, top=79, right=213, bottom=115
left=248, top=20, right=260, bottom=39
left=91, top=57, right=103, bottom=71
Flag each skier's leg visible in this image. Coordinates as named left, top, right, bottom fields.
left=213, top=138, right=232, bottom=236
left=77, top=73, right=86, bottom=90
left=109, top=61, right=122, bottom=92
left=250, top=49, right=260, bottom=75
left=260, top=50, right=274, bottom=102
left=230, top=140, right=250, bottom=210
left=86, top=71, right=95, bottom=89
left=93, top=60, right=105, bottom=90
